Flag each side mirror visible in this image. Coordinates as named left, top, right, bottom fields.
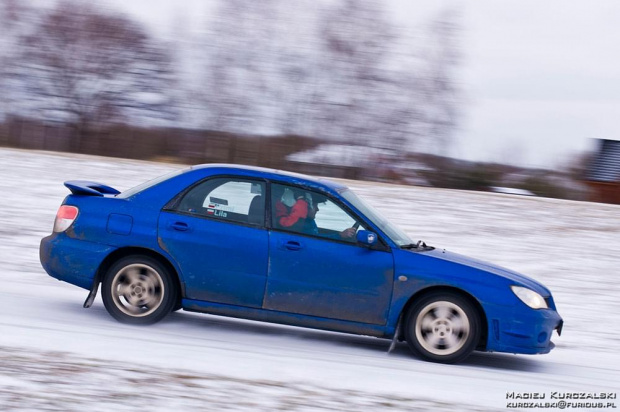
left=356, top=230, right=378, bottom=247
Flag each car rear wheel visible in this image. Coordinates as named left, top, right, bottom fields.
left=102, top=256, right=177, bottom=325
left=404, top=291, right=481, bottom=363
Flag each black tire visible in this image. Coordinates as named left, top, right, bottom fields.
left=101, top=255, right=177, bottom=325
left=404, top=291, right=481, bottom=364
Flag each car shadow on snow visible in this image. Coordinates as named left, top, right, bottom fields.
left=162, top=311, right=545, bottom=372
left=463, top=352, right=544, bottom=372
left=63, top=301, right=545, bottom=373
left=385, top=343, right=543, bottom=372
left=164, top=310, right=389, bottom=349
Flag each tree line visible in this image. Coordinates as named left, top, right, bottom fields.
left=0, top=0, right=460, bottom=156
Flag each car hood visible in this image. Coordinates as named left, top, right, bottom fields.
left=419, top=248, right=552, bottom=297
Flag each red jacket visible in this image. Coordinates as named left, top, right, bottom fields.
left=278, top=198, right=308, bottom=228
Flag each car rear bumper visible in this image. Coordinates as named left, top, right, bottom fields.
left=40, top=233, right=115, bottom=290
left=485, top=306, right=563, bottom=355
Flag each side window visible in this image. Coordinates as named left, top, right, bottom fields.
left=271, top=183, right=365, bottom=242
left=177, top=178, right=265, bottom=226
left=313, top=198, right=358, bottom=232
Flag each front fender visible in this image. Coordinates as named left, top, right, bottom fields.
left=386, top=249, right=519, bottom=339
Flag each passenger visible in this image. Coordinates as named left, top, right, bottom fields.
left=277, top=189, right=309, bottom=232
left=273, top=186, right=293, bottom=223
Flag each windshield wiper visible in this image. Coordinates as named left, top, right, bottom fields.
left=401, top=240, right=435, bottom=251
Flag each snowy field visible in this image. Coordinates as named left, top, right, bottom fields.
left=0, top=148, right=619, bottom=411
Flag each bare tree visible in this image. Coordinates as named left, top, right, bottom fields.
left=200, top=0, right=323, bottom=136
left=315, top=0, right=396, bottom=147
left=317, top=1, right=462, bottom=155
left=0, top=0, right=34, bottom=119
left=418, top=9, right=461, bottom=156
left=201, top=0, right=281, bottom=133
left=17, top=1, right=177, bottom=149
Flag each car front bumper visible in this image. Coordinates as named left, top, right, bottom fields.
left=40, top=233, right=115, bottom=290
left=485, top=304, right=563, bottom=355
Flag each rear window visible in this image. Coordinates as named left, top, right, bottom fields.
left=117, top=169, right=186, bottom=199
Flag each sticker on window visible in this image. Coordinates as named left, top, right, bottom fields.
left=206, top=206, right=228, bottom=218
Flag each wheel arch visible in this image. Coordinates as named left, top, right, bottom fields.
left=96, top=246, right=185, bottom=301
left=399, top=285, right=489, bottom=350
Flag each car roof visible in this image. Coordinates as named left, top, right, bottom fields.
left=188, top=163, right=349, bottom=192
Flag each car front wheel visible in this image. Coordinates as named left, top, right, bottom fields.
left=102, top=256, right=177, bottom=325
left=404, top=291, right=481, bottom=363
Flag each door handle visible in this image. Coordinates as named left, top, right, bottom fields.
left=283, top=241, right=302, bottom=251
left=170, top=221, right=190, bottom=232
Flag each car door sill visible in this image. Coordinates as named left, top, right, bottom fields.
left=182, top=298, right=390, bottom=339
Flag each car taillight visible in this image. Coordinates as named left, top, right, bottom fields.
left=53, top=205, right=79, bottom=233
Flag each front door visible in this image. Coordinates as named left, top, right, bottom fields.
left=264, top=184, right=394, bottom=325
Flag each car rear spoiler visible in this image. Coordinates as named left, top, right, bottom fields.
left=64, top=180, right=121, bottom=197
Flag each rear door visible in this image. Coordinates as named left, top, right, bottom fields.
left=158, top=177, right=268, bottom=308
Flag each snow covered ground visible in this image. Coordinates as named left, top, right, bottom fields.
left=0, top=148, right=619, bottom=411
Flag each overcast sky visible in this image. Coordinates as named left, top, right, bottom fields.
left=101, top=0, right=620, bottom=168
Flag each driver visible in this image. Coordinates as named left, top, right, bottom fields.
left=304, top=193, right=356, bottom=240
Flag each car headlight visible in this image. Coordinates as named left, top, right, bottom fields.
left=510, top=286, right=548, bottom=309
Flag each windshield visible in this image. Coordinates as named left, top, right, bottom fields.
left=341, top=189, right=413, bottom=247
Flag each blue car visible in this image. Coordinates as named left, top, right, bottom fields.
left=40, top=164, right=562, bottom=363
